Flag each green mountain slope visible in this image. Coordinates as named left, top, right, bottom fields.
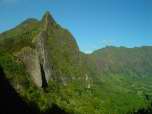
left=0, top=12, right=152, bottom=114
left=83, top=46, right=152, bottom=114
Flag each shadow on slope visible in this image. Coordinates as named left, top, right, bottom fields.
left=0, top=65, right=69, bottom=114
left=133, top=106, right=152, bottom=114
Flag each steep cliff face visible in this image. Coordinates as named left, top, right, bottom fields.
left=16, top=31, right=52, bottom=88
left=34, top=31, right=52, bottom=84
left=16, top=47, right=42, bottom=87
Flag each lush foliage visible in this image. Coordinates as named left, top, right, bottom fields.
left=0, top=12, right=152, bottom=114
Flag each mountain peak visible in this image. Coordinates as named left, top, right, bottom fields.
left=42, top=11, right=53, bottom=20
left=41, top=11, right=55, bottom=30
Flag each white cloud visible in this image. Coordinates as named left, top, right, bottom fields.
left=101, top=40, right=113, bottom=46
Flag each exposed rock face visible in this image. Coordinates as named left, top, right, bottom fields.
left=34, top=30, right=53, bottom=83
left=16, top=47, right=42, bottom=87
left=16, top=28, right=54, bottom=87
left=16, top=31, right=53, bottom=87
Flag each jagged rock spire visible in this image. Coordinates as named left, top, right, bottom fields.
left=41, top=11, right=56, bottom=31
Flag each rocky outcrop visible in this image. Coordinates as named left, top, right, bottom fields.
left=34, top=30, right=53, bottom=83
left=16, top=28, right=54, bottom=88
left=16, top=47, right=42, bottom=87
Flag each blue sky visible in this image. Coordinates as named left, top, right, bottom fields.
left=0, top=0, right=152, bottom=53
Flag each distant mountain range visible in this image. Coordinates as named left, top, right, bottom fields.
left=0, top=11, right=152, bottom=114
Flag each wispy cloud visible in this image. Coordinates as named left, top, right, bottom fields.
left=101, top=40, right=113, bottom=46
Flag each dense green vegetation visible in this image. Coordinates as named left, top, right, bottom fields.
left=0, top=12, right=152, bottom=114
